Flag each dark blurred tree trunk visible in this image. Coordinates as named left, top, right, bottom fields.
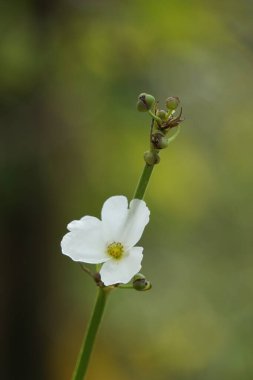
left=1, top=133, right=49, bottom=380
left=1, top=1, right=60, bottom=379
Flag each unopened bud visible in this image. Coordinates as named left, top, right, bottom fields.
left=144, top=151, right=160, bottom=165
left=133, top=273, right=152, bottom=291
left=137, top=93, right=155, bottom=112
left=151, top=132, right=169, bottom=149
left=157, top=110, right=167, bottom=120
left=165, top=96, right=180, bottom=110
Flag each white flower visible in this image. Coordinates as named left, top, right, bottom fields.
left=61, top=195, right=150, bottom=286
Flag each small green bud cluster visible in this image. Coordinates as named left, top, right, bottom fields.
left=137, top=92, right=184, bottom=165
left=132, top=273, right=152, bottom=291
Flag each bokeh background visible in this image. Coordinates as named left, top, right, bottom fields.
left=1, top=0, right=253, bottom=379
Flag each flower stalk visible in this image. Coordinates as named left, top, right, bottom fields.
left=133, top=163, right=154, bottom=200
left=72, top=287, right=108, bottom=380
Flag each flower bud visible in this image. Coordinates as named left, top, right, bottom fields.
left=137, top=93, right=155, bottom=112
left=165, top=96, right=180, bottom=110
left=157, top=110, right=167, bottom=120
left=133, top=273, right=152, bottom=291
left=151, top=132, right=169, bottom=149
left=144, top=151, right=160, bottom=165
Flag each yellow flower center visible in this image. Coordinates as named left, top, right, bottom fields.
left=107, top=242, right=124, bottom=260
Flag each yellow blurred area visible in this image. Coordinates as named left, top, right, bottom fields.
left=151, top=140, right=218, bottom=221
left=2, top=1, right=253, bottom=379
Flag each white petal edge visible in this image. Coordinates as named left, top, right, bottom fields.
left=61, top=217, right=109, bottom=264
left=67, top=216, right=101, bottom=231
left=120, top=199, right=150, bottom=249
left=101, top=195, right=129, bottom=242
left=100, top=246, right=143, bottom=286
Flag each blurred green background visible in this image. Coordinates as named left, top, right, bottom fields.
left=1, top=0, right=253, bottom=379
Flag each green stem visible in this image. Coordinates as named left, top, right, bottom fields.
left=117, top=284, right=134, bottom=289
left=148, top=110, right=162, bottom=123
left=133, top=163, right=154, bottom=200
left=72, top=288, right=108, bottom=380
left=166, top=125, right=181, bottom=145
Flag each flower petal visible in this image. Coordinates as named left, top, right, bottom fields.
left=100, top=246, right=143, bottom=286
left=121, top=199, right=150, bottom=248
left=67, top=216, right=101, bottom=231
left=101, top=195, right=129, bottom=242
left=61, top=216, right=108, bottom=264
